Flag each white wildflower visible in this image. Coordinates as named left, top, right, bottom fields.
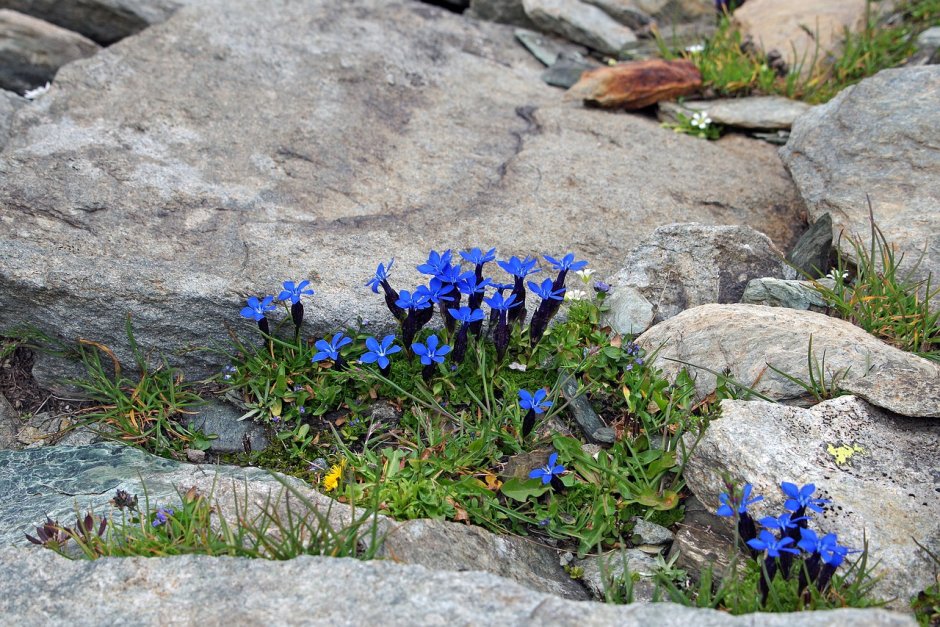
left=575, top=268, right=595, bottom=284
left=826, top=269, right=849, bottom=281
left=564, top=289, right=588, bottom=302
left=23, top=82, right=51, bottom=101
left=685, top=43, right=705, bottom=53
left=690, top=111, right=712, bottom=130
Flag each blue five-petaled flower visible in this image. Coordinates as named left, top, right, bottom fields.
left=366, top=259, right=394, bottom=293
left=278, top=280, right=315, bottom=305
left=528, top=452, right=565, bottom=485
left=312, top=332, right=353, bottom=362
left=417, top=250, right=453, bottom=276
left=528, top=278, right=565, bottom=301
left=449, top=307, right=485, bottom=324
left=746, top=529, right=800, bottom=558
left=360, top=335, right=401, bottom=370
left=518, top=389, right=553, bottom=414
left=459, top=247, right=497, bottom=266
left=412, top=334, right=451, bottom=365
left=240, top=296, right=276, bottom=321
left=544, top=253, right=588, bottom=272
left=781, top=482, right=830, bottom=514
left=716, top=483, right=763, bottom=517
left=497, top=255, right=540, bottom=278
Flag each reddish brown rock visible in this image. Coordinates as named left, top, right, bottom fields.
left=566, top=58, right=701, bottom=108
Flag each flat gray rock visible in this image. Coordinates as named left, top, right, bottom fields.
left=470, top=0, right=535, bottom=26
left=780, top=67, right=940, bottom=308
left=609, top=224, right=794, bottom=324
left=637, top=304, right=940, bottom=417
left=582, top=0, right=653, bottom=30
left=0, top=9, right=100, bottom=93
left=741, top=277, right=831, bottom=311
left=0, top=443, right=584, bottom=599
left=684, top=396, right=940, bottom=608
left=659, top=96, right=814, bottom=130
left=514, top=27, right=588, bottom=65
left=522, top=0, right=637, bottom=54
left=0, top=548, right=917, bottom=625
left=0, top=88, right=24, bottom=149
left=0, top=0, right=186, bottom=44
left=602, top=284, right=654, bottom=334
left=0, top=0, right=804, bottom=379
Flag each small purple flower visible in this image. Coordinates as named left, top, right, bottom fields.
left=278, top=280, right=315, bottom=305
left=152, top=507, right=174, bottom=528
left=360, top=335, right=402, bottom=370
left=240, top=296, right=275, bottom=322
left=518, top=389, right=552, bottom=414
left=593, top=280, right=611, bottom=293
left=781, top=482, right=830, bottom=514
left=298, top=406, right=306, bottom=415
left=528, top=452, right=565, bottom=485
left=716, top=483, right=763, bottom=517
left=746, top=529, right=799, bottom=558
left=312, top=332, right=353, bottom=362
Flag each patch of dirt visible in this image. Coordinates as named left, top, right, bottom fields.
left=0, top=343, right=86, bottom=418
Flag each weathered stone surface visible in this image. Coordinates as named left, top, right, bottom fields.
left=610, top=224, right=793, bottom=323
left=0, top=0, right=184, bottom=45
left=787, top=212, right=833, bottom=278
left=186, top=399, right=270, bottom=454
left=0, top=9, right=100, bottom=93
left=780, top=67, right=940, bottom=308
left=733, top=0, right=867, bottom=73
left=0, top=548, right=917, bottom=626
left=668, top=524, right=734, bottom=581
left=658, top=96, right=813, bottom=130
left=582, top=0, right=653, bottom=31
left=685, top=396, right=940, bottom=607
left=918, top=26, right=940, bottom=48
left=0, top=88, right=24, bottom=149
left=602, top=284, right=654, bottom=335
left=567, top=58, right=700, bottom=108
left=578, top=548, right=658, bottom=601
left=637, top=304, right=940, bottom=417
left=741, top=277, right=830, bottom=311
left=0, top=0, right=804, bottom=380
left=542, top=54, right=594, bottom=88
left=0, top=393, right=16, bottom=449
left=631, top=516, right=673, bottom=546
left=514, top=27, right=589, bottom=65
left=0, top=443, right=583, bottom=599
left=560, top=373, right=615, bottom=443
left=470, top=0, right=534, bottom=26
left=523, top=0, right=637, bottom=55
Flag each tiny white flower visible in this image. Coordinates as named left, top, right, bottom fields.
left=564, top=289, right=588, bottom=302
left=575, top=268, right=595, bottom=284
left=23, top=82, right=51, bottom=100
left=508, top=362, right=527, bottom=372
left=690, top=111, right=711, bottom=130
left=825, top=269, right=849, bottom=281
left=685, top=43, right=705, bottom=53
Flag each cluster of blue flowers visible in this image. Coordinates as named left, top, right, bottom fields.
left=717, top=481, right=851, bottom=600
left=151, top=507, right=174, bottom=528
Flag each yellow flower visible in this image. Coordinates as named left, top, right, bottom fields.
left=322, top=460, right=345, bottom=492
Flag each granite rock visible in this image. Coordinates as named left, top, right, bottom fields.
left=523, top=0, right=637, bottom=55
left=601, top=284, right=655, bottom=335
left=787, top=212, right=833, bottom=278
left=469, top=0, right=535, bottom=26
left=0, top=88, right=24, bottom=149
left=685, top=396, right=940, bottom=607
left=741, top=277, right=831, bottom=311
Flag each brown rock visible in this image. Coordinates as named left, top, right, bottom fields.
left=566, top=58, right=701, bottom=108
left=733, top=0, right=867, bottom=75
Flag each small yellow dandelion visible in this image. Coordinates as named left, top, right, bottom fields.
left=322, top=460, right=345, bottom=492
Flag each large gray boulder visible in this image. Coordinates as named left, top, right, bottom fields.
left=0, top=548, right=917, bottom=625
left=0, top=9, right=100, bottom=93
left=0, top=0, right=186, bottom=44
left=0, top=0, right=804, bottom=379
left=637, top=304, right=940, bottom=417
left=780, top=67, right=940, bottom=308
left=0, top=443, right=585, bottom=599
left=608, top=224, right=794, bottom=324
left=0, top=88, right=24, bottom=149
left=685, top=396, right=940, bottom=608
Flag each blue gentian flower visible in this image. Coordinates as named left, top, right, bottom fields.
left=312, top=332, right=353, bottom=362
left=528, top=452, right=565, bottom=485
left=278, top=280, right=315, bottom=305
left=544, top=253, right=588, bottom=272
left=457, top=272, right=492, bottom=296
left=484, top=292, right=518, bottom=311
left=759, top=512, right=805, bottom=533
left=746, top=529, right=799, bottom=558
left=417, top=278, right=455, bottom=304
left=366, top=259, right=394, bottom=294
left=497, top=255, right=540, bottom=278
left=434, top=262, right=464, bottom=285
left=449, top=307, right=485, bottom=324
left=781, top=482, right=830, bottom=514
left=417, top=250, right=453, bottom=276
left=528, top=278, right=565, bottom=301
left=459, top=247, right=496, bottom=266
left=411, top=334, right=451, bottom=366
left=360, top=335, right=401, bottom=371
left=396, top=289, right=432, bottom=311
left=518, top=389, right=553, bottom=414
left=240, top=296, right=276, bottom=322
left=152, top=507, right=174, bottom=528
left=716, top=483, right=763, bottom=517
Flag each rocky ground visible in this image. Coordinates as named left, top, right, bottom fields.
left=0, top=0, right=938, bottom=625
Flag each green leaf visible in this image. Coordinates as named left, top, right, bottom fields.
left=501, top=477, right=550, bottom=502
